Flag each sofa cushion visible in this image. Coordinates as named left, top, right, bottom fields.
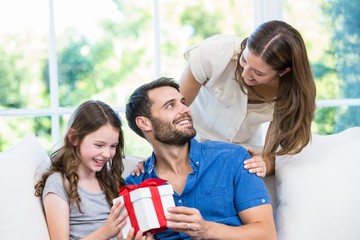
left=275, top=127, right=360, bottom=240
left=122, top=155, right=145, bottom=178
left=0, top=133, right=144, bottom=240
left=0, top=133, right=50, bottom=239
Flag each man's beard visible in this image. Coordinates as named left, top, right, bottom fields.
left=150, top=115, right=196, bottom=146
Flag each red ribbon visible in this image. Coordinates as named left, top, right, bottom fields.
left=119, top=178, right=168, bottom=234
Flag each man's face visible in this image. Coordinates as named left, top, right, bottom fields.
left=148, top=86, right=196, bottom=146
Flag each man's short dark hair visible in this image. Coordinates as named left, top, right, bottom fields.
left=125, top=77, right=180, bottom=139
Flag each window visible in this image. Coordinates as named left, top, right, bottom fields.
left=1, top=0, right=359, bottom=155
left=284, top=0, right=360, bottom=134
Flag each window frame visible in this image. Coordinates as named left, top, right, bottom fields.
left=0, top=0, right=359, bottom=147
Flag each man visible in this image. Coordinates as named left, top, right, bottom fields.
left=125, top=77, right=276, bottom=239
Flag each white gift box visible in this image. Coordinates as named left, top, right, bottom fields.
left=113, top=184, right=175, bottom=238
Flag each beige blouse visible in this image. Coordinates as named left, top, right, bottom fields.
left=184, top=34, right=274, bottom=151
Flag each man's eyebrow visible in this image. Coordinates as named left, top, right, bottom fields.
left=161, top=98, right=175, bottom=108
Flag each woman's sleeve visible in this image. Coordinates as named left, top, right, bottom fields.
left=183, top=34, right=243, bottom=85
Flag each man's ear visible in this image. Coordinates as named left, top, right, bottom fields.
left=135, top=116, right=152, bottom=132
left=67, top=128, right=77, bottom=146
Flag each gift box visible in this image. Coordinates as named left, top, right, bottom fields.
left=113, top=178, right=175, bottom=237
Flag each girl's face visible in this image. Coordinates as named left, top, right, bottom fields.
left=77, top=123, right=119, bottom=175
left=239, top=46, right=280, bottom=88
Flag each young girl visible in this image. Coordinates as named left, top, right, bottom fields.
left=35, top=100, right=151, bottom=240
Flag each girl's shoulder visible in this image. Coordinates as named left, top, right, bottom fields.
left=42, top=172, right=70, bottom=202
left=47, top=172, right=63, bottom=182
left=45, top=172, right=69, bottom=190
left=47, top=172, right=61, bottom=181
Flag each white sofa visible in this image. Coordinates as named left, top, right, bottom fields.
left=1, top=127, right=359, bottom=240
left=0, top=133, right=142, bottom=240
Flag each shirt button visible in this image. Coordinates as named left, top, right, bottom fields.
left=178, top=199, right=183, bottom=204
left=196, top=161, right=199, bottom=165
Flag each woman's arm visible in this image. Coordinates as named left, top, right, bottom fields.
left=263, top=122, right=275, bottom=176
left=243, top=122, right=275, bottom=177
left=179, top=62, right=202, bottom=106
left=244, top=151, right=275, bottom=177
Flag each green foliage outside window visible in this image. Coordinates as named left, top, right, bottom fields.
left=0, top=0, right=359, bottom=154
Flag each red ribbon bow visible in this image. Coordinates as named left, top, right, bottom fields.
left=119, top=178, right=169, bottom=234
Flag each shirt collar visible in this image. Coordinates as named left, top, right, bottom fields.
left=146, top=153, right=156, bottom=174
left=145, top=138, right=201, bottom=174
left=188, top=138, right=201, bottom=169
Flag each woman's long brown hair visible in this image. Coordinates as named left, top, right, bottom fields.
left=235, top=20, right=316, bottom=159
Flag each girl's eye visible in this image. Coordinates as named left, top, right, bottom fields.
left=255, top=71, right=264, bottom=76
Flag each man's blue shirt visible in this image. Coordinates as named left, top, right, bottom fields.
left=125, top=138, right=271, bottom=239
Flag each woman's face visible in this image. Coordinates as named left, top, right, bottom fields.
left=239, top=46, right=280, bottom=87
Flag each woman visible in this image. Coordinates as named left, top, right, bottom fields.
left=179, top=20, right=316, bottom=176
